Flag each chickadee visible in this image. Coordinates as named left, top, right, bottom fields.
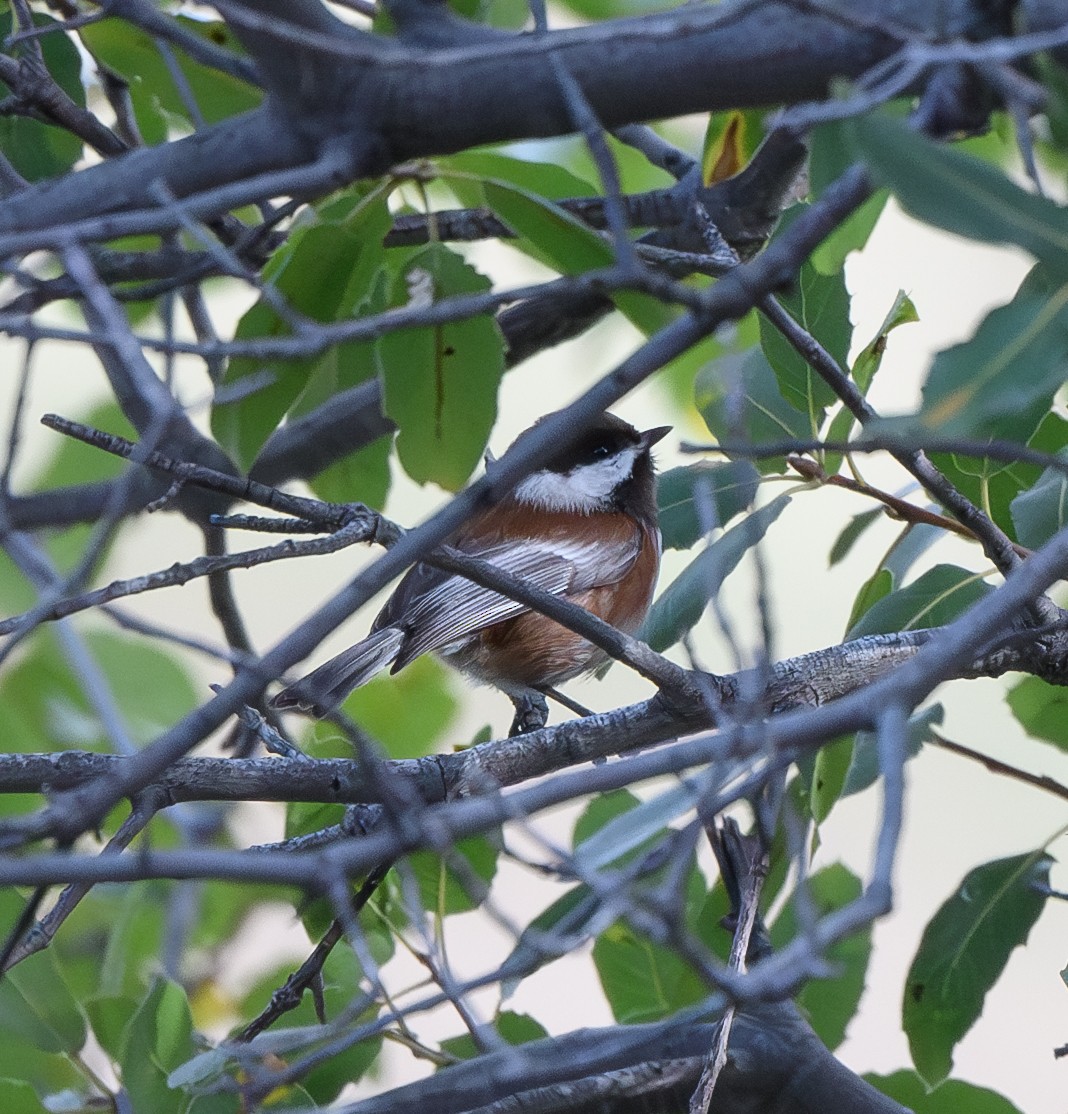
left=271, top=412, right=670, bottom=728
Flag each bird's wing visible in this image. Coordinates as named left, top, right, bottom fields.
left=388, top=531, right=642, bottom=669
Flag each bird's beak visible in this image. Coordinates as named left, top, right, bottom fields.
left=641, top=425, right=672, bottom=449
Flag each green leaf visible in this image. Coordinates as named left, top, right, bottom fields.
left=404, top=834, right=499, bottom=917
left=759, top=257, right=850, bottom=416
left=575, top=782, right=702, bottom=871
left=0, top=1078, right=41, bottom=1114
left=811, top=191, right=889, bottom=274
left=847, top=564, right=993, bottom=639
left=639, top=494, right=791, bottom=651
left=80, top=17, right=260, bottom=145
left=0, top=950, right=87, bottom=1054
left=701, top=110, right=766, bottom=185
left=656, top=461, right=759, bottom=549
left=343, top=655, right=459, bottom=758
left=481, top=179, right=674, bottom=336
left=903, top=851, right=1052, bottom=1086
left=810, top=735, right=854, bottom=826
left=1006, top=676, right=1068, bottom=750
left=851, top=290, right=918, bottom=393
left=841, top=704, right=941, bottom=798
left=0, top=12, right=85, bottom=180
left=213, top=192, right=391, bottom=470
left=829, top=508, right=882, bottom=567
left=499, top=884, right=600, bottom=994
left=1010, top=457, right=1068, bottom=549
left=440, top=1011, right=548, bottom=1062
left=849, top=113, right=1068, bottom=275
left=378, top=244, right=505, bottom=490
left=441, top=150, right=595, bottom=204
left=695, top=349, right=812, bottom=474
left=770, top=864, right=872, bottom=1049
left=593, top=918, right=705, bottom=1024
left=868, top=1071, right=1023, bottom=1114
left=928, top=409, right=1068, bottom=542
left=119, top=977, right=195, bottom=1114
left=87, top=995, right=140, bottom=1062
left=905, top=267, right=1068, bottom=440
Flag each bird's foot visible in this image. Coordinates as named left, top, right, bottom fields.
left=508, top=691, right=549, bottom=736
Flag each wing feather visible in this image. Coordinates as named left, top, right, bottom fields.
left=391, top=533, right=641, bottom=669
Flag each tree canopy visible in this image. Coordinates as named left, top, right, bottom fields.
left=0, top=1, right=1067, bottom=1112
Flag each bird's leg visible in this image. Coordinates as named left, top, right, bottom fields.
left=507, top=689, right=549, bottom=736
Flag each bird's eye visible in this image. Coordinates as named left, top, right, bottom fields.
left=591, top=445, right=610, bottom=459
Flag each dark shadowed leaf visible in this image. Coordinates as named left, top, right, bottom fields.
left=759, top=258, right=850, bottom=414
left=903, top=851, right=1051, bottom=1086
left=847, top=565, right=993, bottom=639
left=656, top=461, right=759, bottom=549
left=696, top=349, right=812, bottom=474
left=841, top=704, right=941, bottom=798
left=1010, top=458, right=1068, bottom=549
left=770, top=864, right=871, bottom=1049
left=639, top=494, right=790, bottom=651
left=828, top=508, right=882, bottom=567
left=868, top=1071, right=1022, bottom=1114
left=850, top=114, right=1068, bottom=275
left=378, top=244, right=505, bottom=490
left=499, top=884, right=600, bottom=995
left=904, top=268, right=1068, bottom=441
left=1006, top=675, right=1068, bottom=750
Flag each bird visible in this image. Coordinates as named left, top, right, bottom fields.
left=271, top=412, right=670, bottom=733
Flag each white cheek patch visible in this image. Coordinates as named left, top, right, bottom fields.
left=515, top=448, right=639, bottom=513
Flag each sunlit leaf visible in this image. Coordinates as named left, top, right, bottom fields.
left=868, top=1071, right=1022, bottom=1113
left=378, top=244, right=504, bottom=490
left=771, top=864, right=871, bottom=1049
left=903, top=851, right=1051, bottom=1086
left=701, top=111, right=765, bottom=185
left=1006, top=675, right=1068, bottom=751
left=851, top=290, right=918, bottom=393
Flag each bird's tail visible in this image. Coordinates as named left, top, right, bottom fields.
left=270, top=627, right=405, bottom=715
